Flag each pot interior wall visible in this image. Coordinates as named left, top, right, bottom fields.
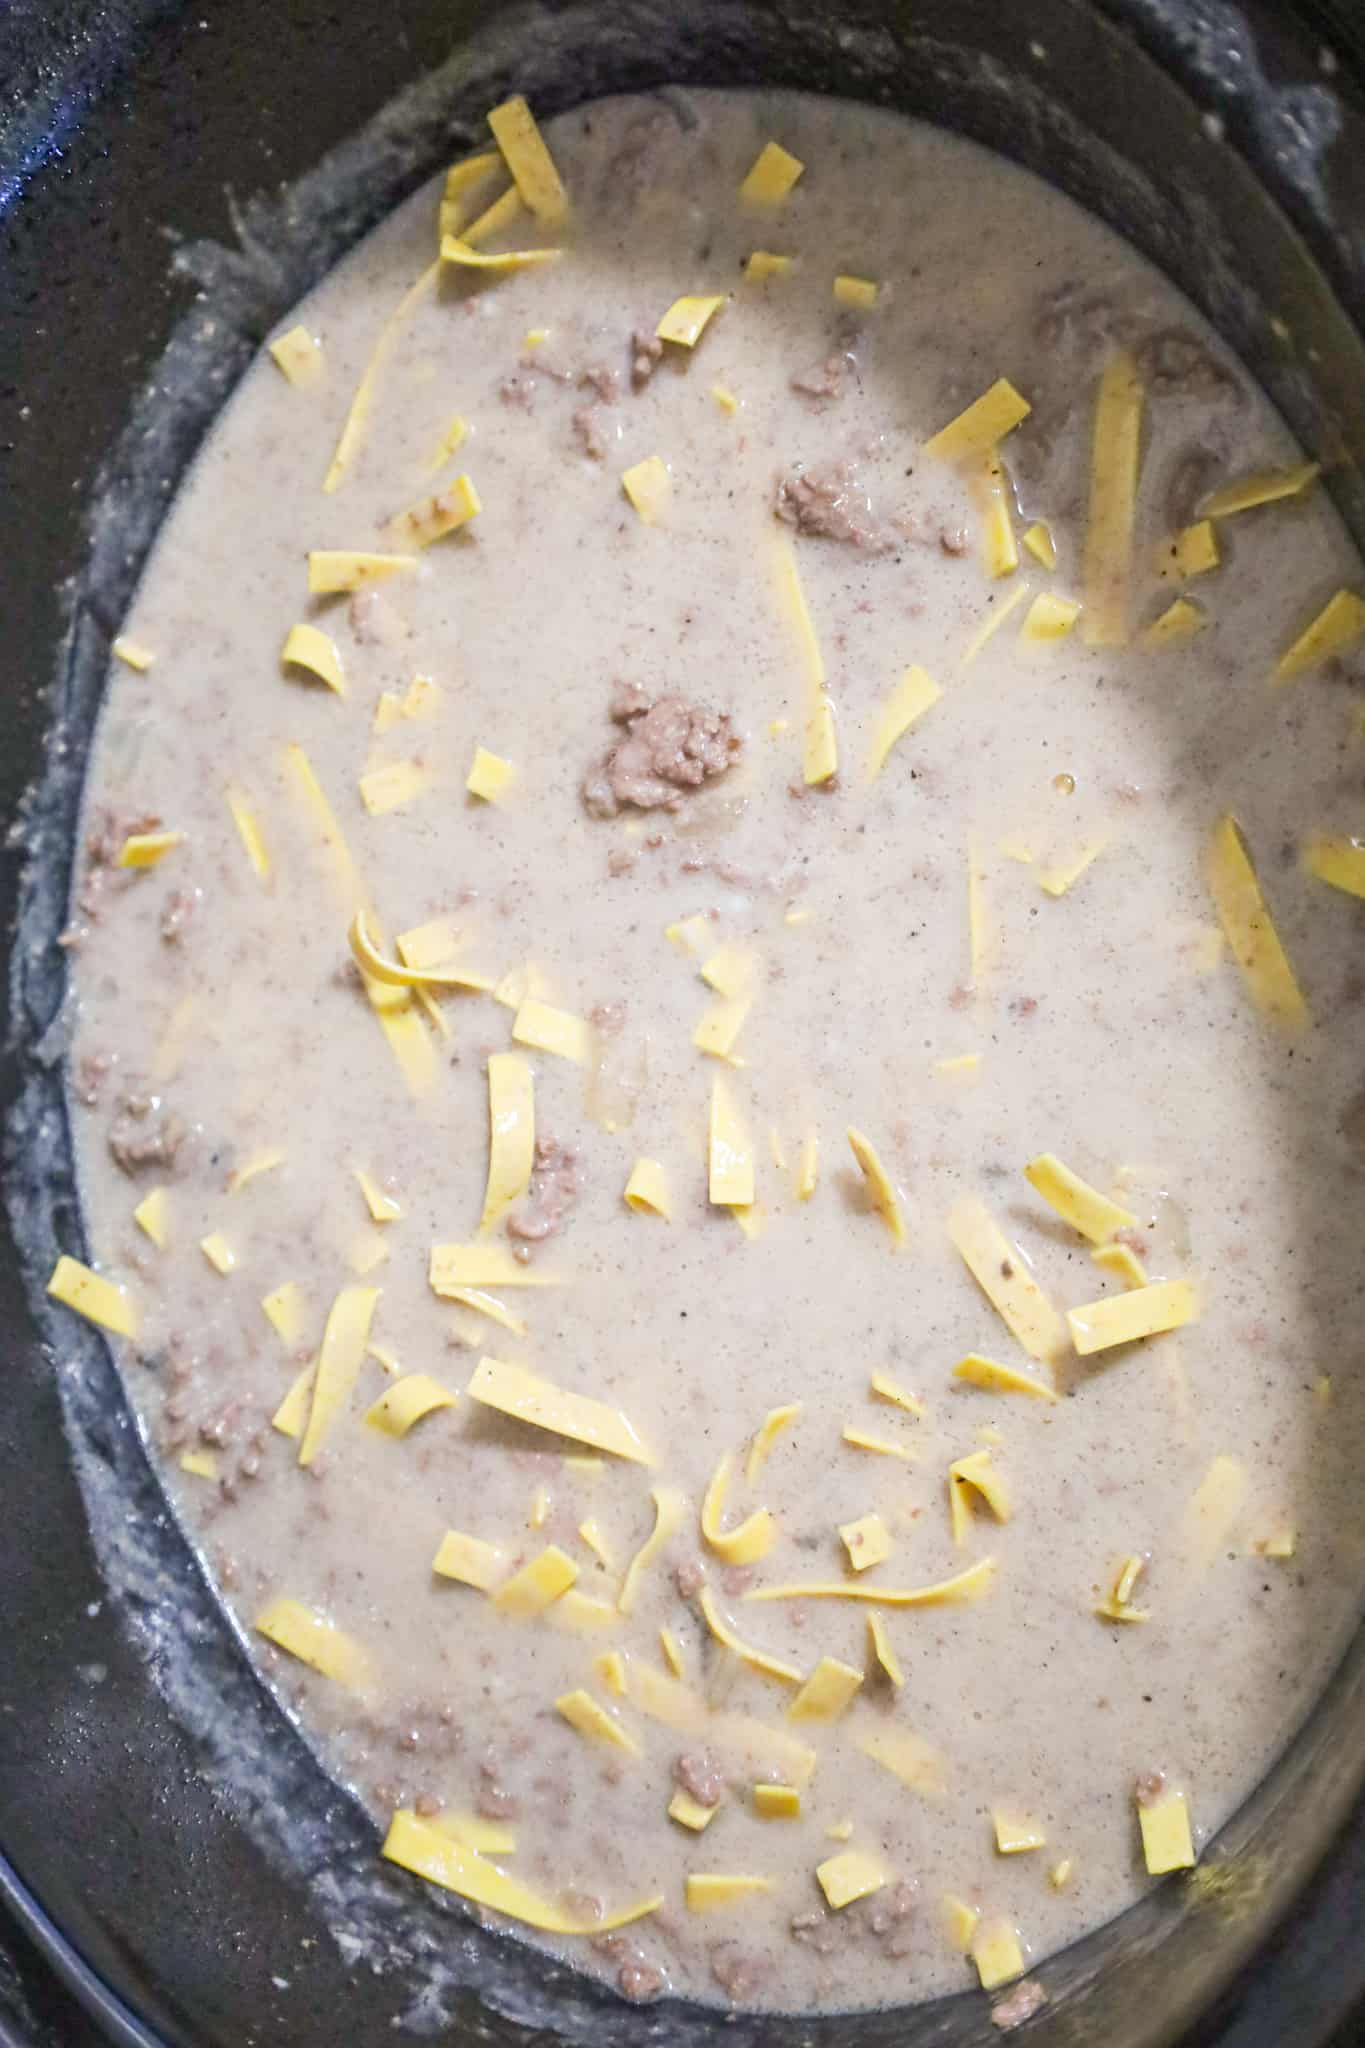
left=3, top=4, right=1365, bottom=2046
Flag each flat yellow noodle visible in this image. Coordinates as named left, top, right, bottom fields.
left=323, top=261, right=440, bottom=492
left=618, top=1487, right=687, bottom=1613
left=953, top=1353, right=1057, bottom=1402
left=466, top=1355, right=653, bottom=1464
left=1067, top=1278, right=1198, bottom=1354
left=437, top=151, right=501, bottom=244
left=1304, top=834, right=1365, bottom=900
left=481, top=1053, right=534, bottom=1228
left=708, top=1074, right=754, bottom=1207
left=1206, top=814, right=1308, bottom=1032
left=268, top=324, right=324, bottom=387
left=429, top=1244, right=560, bottom=1291
left=623, top=1158, right=672, bottom=1219
left=866, top=1613, right=905, bottom=1687
left=698, top=1585, right=803, bottom=1684
left=744, top=1557, right=997, bottom=1606
left=924, top=378, right=1031, bottom=462
left=460, top=183, right=525, bottom=248
left=738, top=141, right=804, bottom=205
left=1199, top=461, right=1319, bottom=520
left=487, top=94, right=568, bottom=225
left=46, top=1254, right=138, bottom=1339
left=117, top=830, right=183, bottom=868
left=282, top=743, right=357, bottom=897
left=441, top=232, right=561, bottom=273
left=298, top=1285, right=381, bottom=1466
left=1275, top=587, right=1365, bottom=681
left=382, top=1810, right=660, bottom=1933
left=363, top=1373, right=458, bottom=1438
left=857, top=1724, right=945, bottom=1795
left=1184, top=1453, right=1247, bottom=1567
left=960, top=579, right=1033, bottom=668
left=948, top=1197, right=1068, bottom=1365
left=1081, top=350, right=1144, bottom=646
left=1023, top=1152, right=1136, bottom=1244
left=745, top=1403, right=802, bottom=1485
left=621, top=455, right=670, bottom=526
left=1138, top=596, right=1206, bottom=649
left=556, top=1688, right=640, bottom=1755
left=278, top=793, right=436, bottom=1096
left=977, top=448, right=1018, bottom=578
left=432, top=1529, right=505, bottom=1591
left=846, top=1127, right=905, bottom=1244
left=701, top=1453, right=776, bottom=1564
left=225, top=787, right=270, bottom=881
left=428, top=1809, right=516, bottom=1855
left=771, top=537, right=838, bottom=786
left=390, top=473, right=481, bottom=550
left=271, top=1361, right=316, bottom=1439
left=866, top=665, right=941, bottom=779
left=254, top=1597, right=370, bottom=1687
left=281, top=622, right=345, bottom=695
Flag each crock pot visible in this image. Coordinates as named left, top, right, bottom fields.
left=3, top=2, right=1365, bottom=2042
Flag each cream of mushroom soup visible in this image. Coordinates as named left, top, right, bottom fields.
left=54, top=87, right=1365, bottom=2016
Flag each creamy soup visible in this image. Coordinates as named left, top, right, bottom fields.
left=55, top=87, right=1365, bottom=2020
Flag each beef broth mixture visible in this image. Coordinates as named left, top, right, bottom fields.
left=56, top=91, right=1365, bottom=2015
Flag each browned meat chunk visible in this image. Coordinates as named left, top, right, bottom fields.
left=865, top=1879, right=916, bottom=1957
left=789, top=1908, right=839, bottom=1955
left=571, top=406, right=608, bottom=461
left=992, top=1979, right=1048, bottom=2030
left=506, top=1137, right=583, bottom=1244
left=582, top=688, right=742, bottom=819
left=710, top=1944, right=768, bottom=2003
left=790, top=352, right=851, bottom=403
left=674, top=1557, right=706, bottom=1600
left=73, top=1049, right=117, bottom=1108
left=499, top=375, right=537, bottom=410
left=591, top=1926, right=666, bottom=2002
left=476, top=1751, right=520, bottom=1820
left=673, top=1750, right=724, bottom=1807
left=774, top=462, right=896, bottom=553
left=617, top=1961, right=665, bottom=2003
left=578, top=363, right=621, bottom=403
left=108, top=1089, right=188, bottom=1176
left=160, top=886, right=200, bottom=943
left=631, top=330, right=663, bottom=388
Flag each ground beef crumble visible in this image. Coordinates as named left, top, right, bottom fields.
left=108, top=1088, right=188, bottom=1175
left=710, top=1943, right=768, bottom=2003
left=774, top=462, right=896, bottom=553
left=790, top=352, right=854, bottom=403
left=673, top=1750, right=724, bottom=1806
left=582, top=683, right=742, bottom=818
left=506, top=1136, right=583, bottom=1243
left=579, top=362, right=621, bottom=403
left=631, top=329, right=663, bottom=388
left=160, top=886, right=200, bottom=943
left=992, top=1979, right=1048, bottom=2030
left=571, top=406, right=608, bottom=461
